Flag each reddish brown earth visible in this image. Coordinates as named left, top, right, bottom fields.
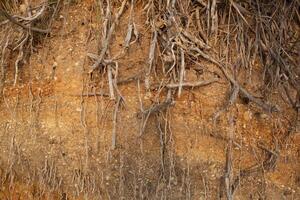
left=0, top=1, right=299, bottom=200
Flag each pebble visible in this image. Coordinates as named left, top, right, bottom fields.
left=260, top=113, right=268, bottom=119
left=243, top=110, right=252, bottom=121
left=19, top=4, right=27, bottom=14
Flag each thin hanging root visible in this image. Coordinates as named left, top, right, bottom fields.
left=111, top=96, right=122, bottom=150
left=145, top=27, right=157, bottom=91
left=157, top=78, right=218, bottom=90
left=137, top=78, right=145, bottom=135
left=229, top=0, right=253, bottom=32
left=296, top=92, right=300, bottom=130
left=71, top=90, right=110, bottom=97
left=86, top=53, right=115, bottom=65
left=124, top=0, right=138, bottom=49
left=2, top=1, right=60, bottom=86
left=195, top=8, right=207, bottom=42
left=198, top=48, right=276, bottom=112
left=14, top=33, right=29, bottom=86
left=210, top=0, right=218, bottom=34
left=107, top=65, right=115, bottom=100
left=157, top=115, right=166, bottom=179
left=90, top=0, right=128, bottom=72
left=181, top=29, right=210, bottom=50
left=138, top=98, right=174, bottom=136
left=0, top=33, right=10, bottom=91
left=117, top=71, right=143, bottom=85
left=124, top=23, right=134, bottom=49
left=213, top=84, right=239, bottom=123
left=189, top=46, right=278, bottom=112
left=0, top=8, right=50, bottom=33
left=121, top=22, right=139, bottom=51
left=101, top=0, right=111, bottom=44
left=16, top=2, right=47, bottom=21
left=178, top=48, right=185, bottom=97
left=222, top=117, right=234, bottom=200
left=114, top=0, right=139, bottom=59
left=165, top=43, right=177, bottom=75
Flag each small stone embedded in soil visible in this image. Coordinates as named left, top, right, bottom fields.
left=260, top=113, right=268, bottom=119
left=53, top=62, right=58, bottom=67
left=19, top=4, right=27, bottom=14
left=243, top=110, right=252, bottom=121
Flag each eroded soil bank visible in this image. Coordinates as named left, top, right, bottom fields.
left=0, top=0, right=299, bottom=199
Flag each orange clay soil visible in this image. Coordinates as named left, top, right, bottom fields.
left=0, top=1, right=299, bottom=200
